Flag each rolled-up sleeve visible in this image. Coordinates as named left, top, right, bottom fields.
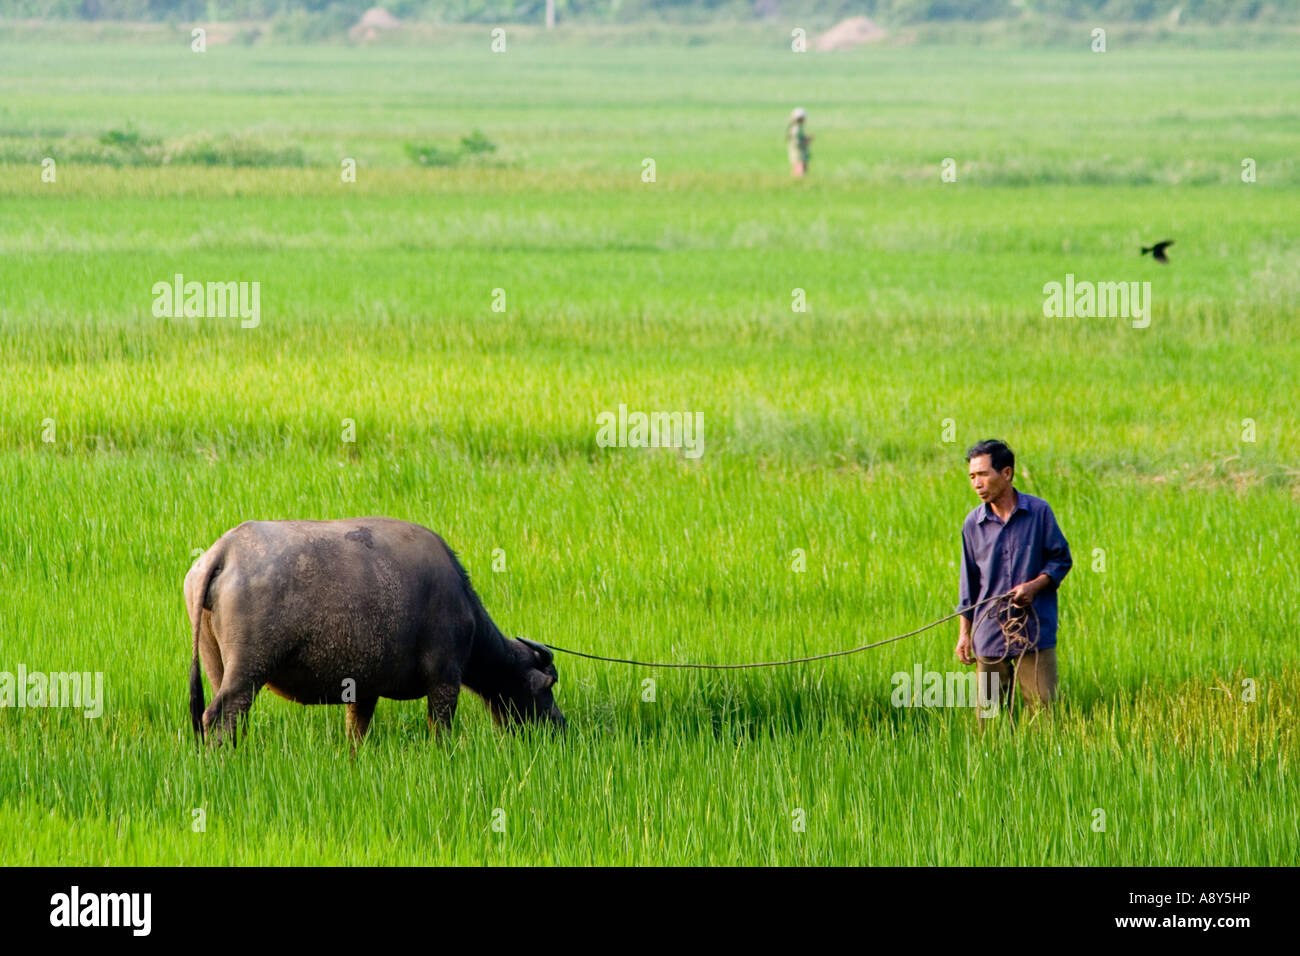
left=1039, top=505, right=1073, bottom=587
left=959, top=525, right=979, bottom=619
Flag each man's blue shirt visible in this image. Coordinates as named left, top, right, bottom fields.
left=960, top=490, right=1072, bottom=659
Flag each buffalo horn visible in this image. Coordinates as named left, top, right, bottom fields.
left=518, top=637, right=554, bottom=668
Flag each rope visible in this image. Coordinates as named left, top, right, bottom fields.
left=543, top=589, right=1026, bottom=670
left=977, top=595, right=1042, bottom=720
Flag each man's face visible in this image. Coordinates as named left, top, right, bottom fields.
left=968, top=454, right=1013, bottom=503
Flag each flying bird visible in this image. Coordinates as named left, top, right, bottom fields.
left=1141, top=239, right=1174, bottom=263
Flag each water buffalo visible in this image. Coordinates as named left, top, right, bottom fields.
left=184, top=517, right=565, bottom=745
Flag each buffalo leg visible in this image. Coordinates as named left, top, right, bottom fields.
left=346, top=698, right=377, bottom=748
left=202, top=654, right=263, bottom=747
left=203, top=680, right=258, bottom=747
left=426, top=683, right=459, bottom=738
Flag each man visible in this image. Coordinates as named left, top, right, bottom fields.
left=954, top=440, right=1072, bottom=724
left=787, top=107, right=813, bottom=177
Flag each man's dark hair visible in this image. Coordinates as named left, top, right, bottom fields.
left=966, top=439, right=1015, bottom=476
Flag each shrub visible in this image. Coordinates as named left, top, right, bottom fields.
left=404, top=142, right=462, bottom=167
left=459, top=129, right=497, bottom=155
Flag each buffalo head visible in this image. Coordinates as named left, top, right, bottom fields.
left=487, top=637, right=566, bottom=730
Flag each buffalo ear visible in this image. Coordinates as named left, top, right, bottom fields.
left=527, top=670, right=556, bottom=694
left=518, top=637, right=554, bottom=669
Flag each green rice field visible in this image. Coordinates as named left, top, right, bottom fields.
left=0, top=34, right=1296, bottom=864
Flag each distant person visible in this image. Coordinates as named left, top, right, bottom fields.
left=787, top=107, right=812, bottom=177
left=954, top=440, right=1072, bottom=727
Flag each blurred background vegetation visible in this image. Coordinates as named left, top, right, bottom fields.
left=3, top=0, right=1297, bottom=27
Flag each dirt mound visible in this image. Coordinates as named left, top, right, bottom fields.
left=349, top=7, right=402, bottom=42
left=815, top=16, right=887, bottom=52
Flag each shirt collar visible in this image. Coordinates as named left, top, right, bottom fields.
left=979, top=488, right=1024, bottom=524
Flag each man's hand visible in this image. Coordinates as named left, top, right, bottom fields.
left=955, top=615, right=974, bottom=665
left=1009, top=574, right=1052, bottom=607
left=955, top=632, right=974, bottom=665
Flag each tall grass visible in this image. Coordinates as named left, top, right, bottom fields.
left=0, top=40, right=1296, bottom=864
